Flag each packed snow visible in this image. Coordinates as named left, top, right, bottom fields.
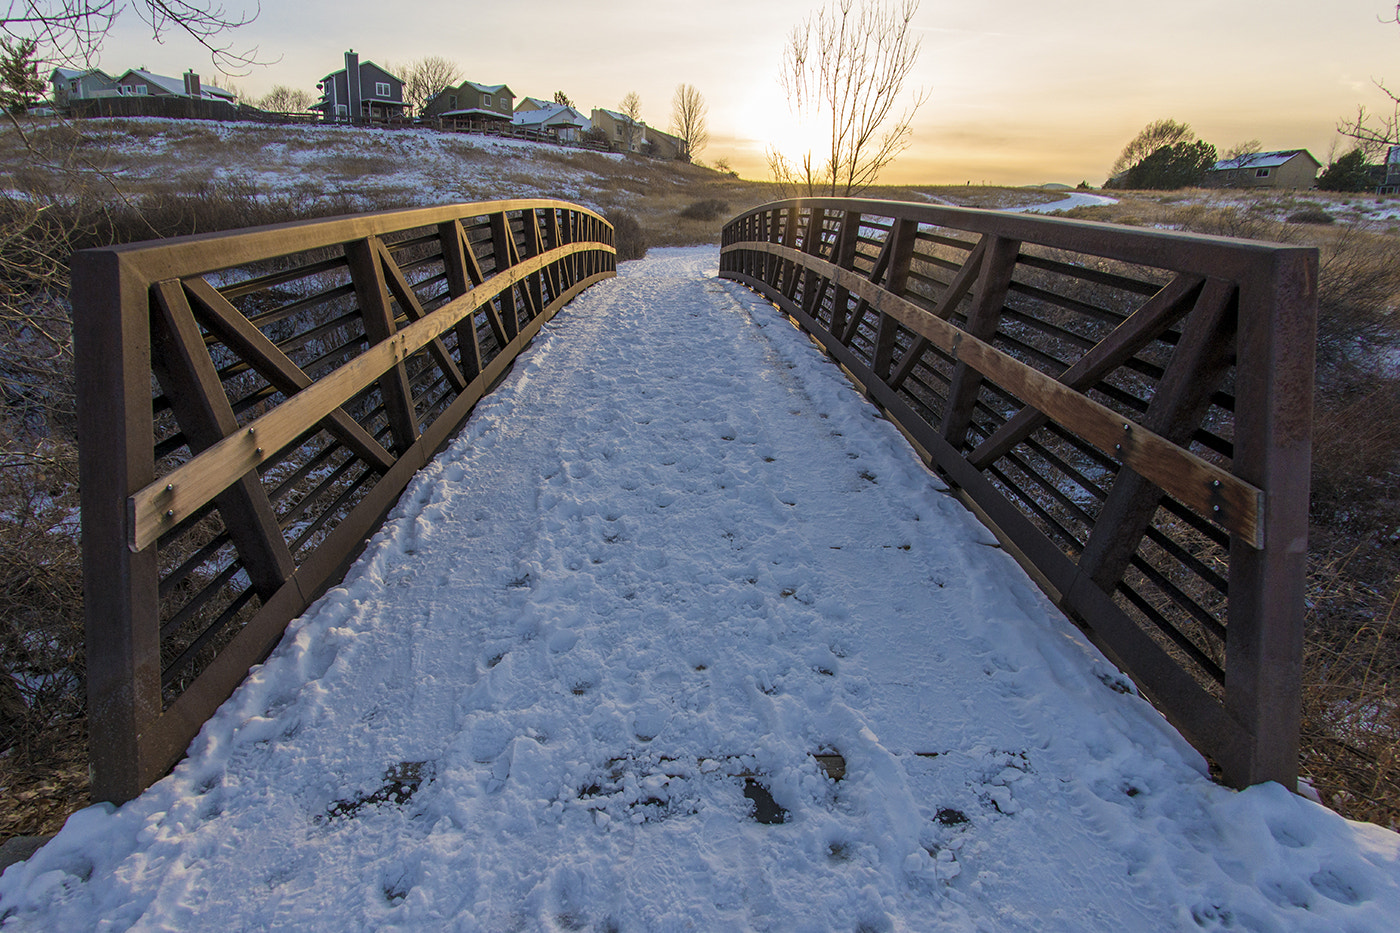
left=1002, top=191, right=1119, bottom=214
left=3, top=249, right=1398, bottom=931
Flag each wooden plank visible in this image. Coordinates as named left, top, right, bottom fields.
left=966, top=272, right=1207, bottom=470
left=128, top=242, right=607, bottom=552
left=181, top=277, right=396, bottom=473
left=346, top=236, right=420, bottom=453
left=721, top=240, right=1264, bottom=547
left=149, top=279, right=297, bottom=597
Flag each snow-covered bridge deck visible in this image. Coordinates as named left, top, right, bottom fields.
left=3, top=249, right=1397, bottom=930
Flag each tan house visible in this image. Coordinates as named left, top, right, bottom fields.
left=424, top=82, right=515, bottom=127
left=590, top=108, right=644, bottom=152
left=1204, top=150, right=1320, bottom=189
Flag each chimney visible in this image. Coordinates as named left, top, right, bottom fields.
left=345, top=49, right=361, bottom=121
left=183, top=70, right=201, bottom=98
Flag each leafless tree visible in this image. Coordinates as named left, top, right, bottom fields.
left=619, top=90, right=643, bottom=152
left=771, top=0, right=927, bottom=196
left=670, top=83, right=708, bottom=162
left=1222, top=139, right=1262, bottom=161
left=1109, top=118, right=1196, bottom=178
left=552, top=90, right=573, bottom=108
left=1, top=0, right=265, bottom=73
left=390, top=56, right=462, bottom=117
left=258, top=84, right=310, bottom=114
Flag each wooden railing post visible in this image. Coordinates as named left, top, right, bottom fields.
left=75, top=250, right=162, bottom=803
left=1225, top=250, right=1316, bottom=788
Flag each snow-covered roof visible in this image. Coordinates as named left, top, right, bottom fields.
left=463, top=82, right=512, bottom=97
left=511, top=103, right=588, bottom=130
left=515, top=96, right=552, bottom=111
left=114, top=68, right=237, bottom=101
left=1208, top=149, right=1319, bottom=172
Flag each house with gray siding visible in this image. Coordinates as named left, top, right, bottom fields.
left=312, top=51, right=408, bottom=123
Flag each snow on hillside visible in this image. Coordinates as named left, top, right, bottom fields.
left=2, top=248, right=1397, bottom=931
left=85, top=117, right=630, bottom=211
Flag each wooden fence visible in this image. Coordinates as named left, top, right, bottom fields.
left=720, top=198, right=1316, bottom=789
left=75, top=200, right=616, bottom=802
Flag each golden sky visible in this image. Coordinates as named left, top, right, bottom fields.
left=95, top=0, right=1400, bottom=186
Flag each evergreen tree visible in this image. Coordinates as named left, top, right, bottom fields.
left=1108, top=140, right=1217, bottom=190
left=1317, top=148, right=1373, bottom=192
left=0, top=38, right=46, bottom=114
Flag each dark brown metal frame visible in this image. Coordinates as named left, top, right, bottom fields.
left=720, top=197, right=1315, bottom=789
left=75, top=200, right=616, bottom=802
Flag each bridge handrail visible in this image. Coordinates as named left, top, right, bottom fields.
left=720, top=197, right=1316, bottom=789
left=75, top=200, right=616, bottom=801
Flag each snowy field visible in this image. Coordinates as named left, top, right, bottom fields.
left=2, top=249, right=1398, bottom=931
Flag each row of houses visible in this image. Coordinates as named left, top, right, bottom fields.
left=51, top=66, right=236, bottom=108
left=313, top=50, right=687, bottom=158
left=49, top=49, right=689, bottom=160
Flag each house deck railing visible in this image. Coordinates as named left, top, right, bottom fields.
left=721, top=198, right=1316, bottom=790
left=75, top=200, right=615, bottom=802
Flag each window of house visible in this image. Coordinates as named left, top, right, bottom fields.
left=483, top=94, right=490, bottom=107
left=1255, top=168, right=1270, bottom=178
left=499, top=96, right=507, bottom=108
left=336, top=104, right=348, bottom=117
left=376, top=82, right=390, bottom=98
left=449, top=95, right=457, bottom=109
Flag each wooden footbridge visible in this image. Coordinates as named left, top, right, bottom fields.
left=73, top=197, right=1315, bottom=803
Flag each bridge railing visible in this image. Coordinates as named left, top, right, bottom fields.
left=721, top=198, right=1315, bottom=789
left=75, top=200, right=616, bottom=802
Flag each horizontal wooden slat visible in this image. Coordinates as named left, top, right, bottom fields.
left=723, top=240, right=1264, bottom=548
left=128, top=239, right=610, bottom=551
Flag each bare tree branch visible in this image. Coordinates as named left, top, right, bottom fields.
left=1, top=1, right=266, bottom=73
left=389, top=56, right=462, bottom=117
left=776, top=0, right=927, bottom=196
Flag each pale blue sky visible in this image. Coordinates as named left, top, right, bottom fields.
left=90, top=0, right=1400, bottom=185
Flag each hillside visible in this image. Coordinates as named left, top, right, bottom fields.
left=1, top=116, right=1398, bottom=848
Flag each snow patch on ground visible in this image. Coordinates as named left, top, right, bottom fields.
left=1, top=248, right=1397, bottom=931
left=1002, top=191, right=1119, bottom=213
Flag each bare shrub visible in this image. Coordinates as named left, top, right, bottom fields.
left=679, top=198, right=729, bottom=221
left=607, top=209, right=648, bottom=261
